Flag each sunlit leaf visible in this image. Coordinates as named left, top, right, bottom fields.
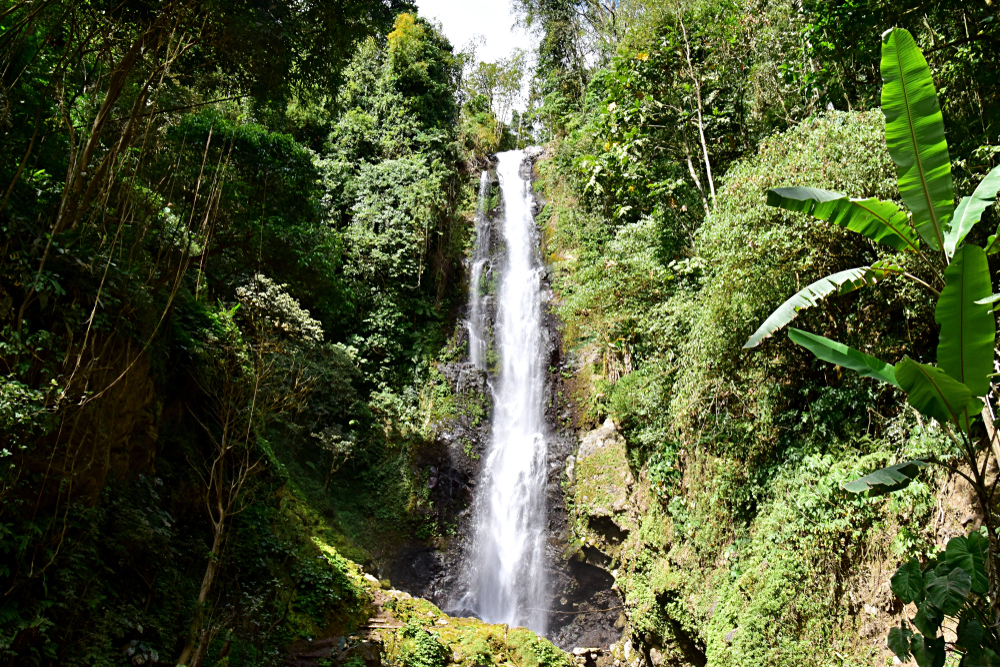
left=767, top=187, right=920, bottom=252
left=895, top=357, right=976, bottom=431
left=744, top=267, right=895, bottom=348
left=789, top=328, right=899, bottom=387
left=946, top=533, right=989, bottom=595
left=844, top=460, right=927, bottom=495
left=935, top=244, right=995, bottom=398
left=881, top=28, right=954, bottom=251
left=975, top=293, right=1000, bottom=305
left=945, top=163, right=1000, bottom=257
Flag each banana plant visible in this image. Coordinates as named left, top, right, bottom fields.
left=745, top=28, right=1000, bottom=666
left=746, top=26, right=1000, bottom=451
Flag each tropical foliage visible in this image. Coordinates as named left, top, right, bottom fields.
left=532, top=0, right=1000, bottom=664
left=747, top=27, right=1000, bottom=666
left=6, top=0, right=1000, bottom=665
left=0, top=4, right=482, bottom=664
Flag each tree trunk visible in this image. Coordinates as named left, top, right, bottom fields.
left=678, top=13, right=715, bottom=206
left=176, top=515, right=226, bottom=666
left=191, top=626, right=218, bottom=667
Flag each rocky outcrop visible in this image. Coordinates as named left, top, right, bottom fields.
left=384, top=360, right=490, bottom=600
left=575, top=419, right=635, bottom=531
left=555, top=419, right=634, bottom=654
left=565, top=416, right=709, bottom=667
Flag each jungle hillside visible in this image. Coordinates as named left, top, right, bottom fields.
left=3, top=1, right=1000, bottom=667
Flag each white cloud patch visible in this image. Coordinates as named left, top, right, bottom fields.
left=414, top=0, right=536, bottom=65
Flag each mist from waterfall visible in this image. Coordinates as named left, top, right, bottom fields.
left=459, top=150, right=549, bottom=634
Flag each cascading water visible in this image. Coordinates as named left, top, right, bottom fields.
left=467, top=170, right=492, bottom=370
left=459, top=150, right=549, bottom=633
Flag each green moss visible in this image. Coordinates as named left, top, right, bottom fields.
left=607, top=421, right=947, bottom=666
left=575, top=439, right=631, bottom=516
left=453, top=635, right=493, bottom=665
left=505, top=629, right=575, bottom=667
left=378, top=594, right=572, bottom=667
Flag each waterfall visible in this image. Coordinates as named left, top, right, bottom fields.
left=467, top=170, right=492, bottom=369
left=460, top=150, right=549, bottom=633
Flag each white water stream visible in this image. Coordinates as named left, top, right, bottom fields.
left=460, top=150, right=549, bottom=633
left=466, top=170, right=492, bottom=370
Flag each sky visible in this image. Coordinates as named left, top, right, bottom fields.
left=413, top=0, right=536, bottom=64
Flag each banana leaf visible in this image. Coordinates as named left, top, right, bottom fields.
left=788, top=328, right=900, bottom=387
left=945, top=163, right=1000, bottom=257
left=744, top=266, right=899, bottom=349
left=895, top=357, right=977, bottom=432
left=986, top=234, right=1000, bottom=255
left=881, top=28, right=954, bottom=251
left=843, top=459, right=928, bottom=495
left=767, top=186, right=919, bottom=253
left=935, top=244, right=995, bottom=397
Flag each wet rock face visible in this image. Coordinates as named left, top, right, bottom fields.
left=381, top=359, right=487, bottom=603
left=569, top=418, right=711, bottom=667
left=388, top=545, right=446, bottom=595
left=439, top=361, right=489, bottom=397
left=376, top=172, right=502, bottom=607
left=531, top=149, right=621, bottom=651
left=551, top=587, right=621, bottom=651
left=553, top=419, right=635, bottom=652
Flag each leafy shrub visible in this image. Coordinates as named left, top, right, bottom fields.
left=672, top=110, right=924, bottom=461
left=400, top=621, right=450, bottom=667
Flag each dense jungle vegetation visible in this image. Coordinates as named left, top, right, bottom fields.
left=530, top=0, right=1000, bottom=665
left=4, top=0, right=1000, bottom=665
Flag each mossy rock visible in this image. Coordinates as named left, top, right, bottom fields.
left=573, top=419, right=636, bottom=548
left=373, top=587, right=573, bottom=667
